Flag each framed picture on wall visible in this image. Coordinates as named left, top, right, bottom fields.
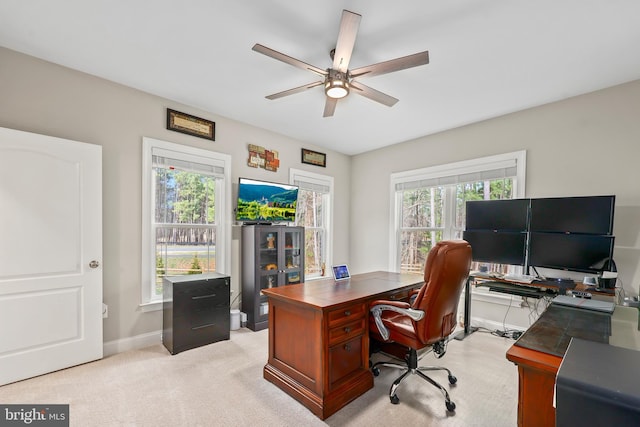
left=301, top=148, right=326, bottom=167
left=166, top=108, right=215, bottom=141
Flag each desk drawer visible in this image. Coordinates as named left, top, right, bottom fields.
left=385, top=289, right=412, bottom=302
left=329, top=335, right=365, bottom=390
left=329, top=318, right=365, bottom=346
left=328, top=303, right=365, bottom=327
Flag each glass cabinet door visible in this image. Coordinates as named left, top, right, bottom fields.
left=258, top=228, right=279, bottom=291
left=284, top=229, right=302, bottom=284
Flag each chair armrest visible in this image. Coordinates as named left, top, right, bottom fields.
left=370, top=300, right=425, bottom=341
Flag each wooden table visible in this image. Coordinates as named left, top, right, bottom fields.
left=261, top=271, right=423, bottom=420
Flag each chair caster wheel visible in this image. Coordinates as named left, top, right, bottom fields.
left=446, top=401, right=456, bottom=412
left=448, top=375, right=457, bottom=385
left=372, top=367, right=380, bottom=377
left=390, top=394, right=400, bottom=405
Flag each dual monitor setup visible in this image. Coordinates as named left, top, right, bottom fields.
left=463, top=195, right=616, bottom=290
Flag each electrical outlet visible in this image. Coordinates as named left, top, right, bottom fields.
left=102, top=303, right=108, bottom=318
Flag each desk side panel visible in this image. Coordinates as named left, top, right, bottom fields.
left=268, top=299, right=322, bottom=393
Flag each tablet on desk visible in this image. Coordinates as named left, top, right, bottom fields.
left=332, top=264, right=350, bottom=281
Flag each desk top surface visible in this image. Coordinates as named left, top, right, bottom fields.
left=513, top=304, right=640, bottom=359
left=261, top=271, right=424, bottom=309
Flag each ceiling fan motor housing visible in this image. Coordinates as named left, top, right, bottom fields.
left=325, top=69, right=350, bottom=98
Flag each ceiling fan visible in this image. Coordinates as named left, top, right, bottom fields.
left=252, top=9, right=429, bottom=117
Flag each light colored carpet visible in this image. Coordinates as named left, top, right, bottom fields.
left=0, top=330, right=517, bottom=426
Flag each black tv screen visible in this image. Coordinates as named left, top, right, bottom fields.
left=236, top=178, right=299, bottom=223
left=528, top=232, right=615, bottom=273
left=463, top=230, right=527, bottom=266
left=529, top=196, right=615, bottom=235
left=465, top=199, right=530, bottom=231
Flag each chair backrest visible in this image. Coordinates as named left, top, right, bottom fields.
left=410, top=240, right=472, bottom=345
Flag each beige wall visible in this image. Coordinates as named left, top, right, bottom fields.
left=0, top=47, right=352, bottom=343
left=2, top=44, right=639, bottom=346
left=351, top=80, right=640, bottom=295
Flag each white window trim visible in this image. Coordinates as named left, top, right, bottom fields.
left=140, top=137, right=232, bottom=311
left=290, top=168, right=334, bottom=279
left=388, top=150, right=526, bottom=271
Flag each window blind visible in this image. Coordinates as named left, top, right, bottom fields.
left=395, top=159, right=517, bottom=192
left=293, top=176, right=331, bottom=194
left=152, top=147, right=225, bottom=177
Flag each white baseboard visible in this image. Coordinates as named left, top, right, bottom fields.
left=103, top=330, right=162, bottom=357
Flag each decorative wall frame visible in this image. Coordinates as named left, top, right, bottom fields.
left=166, top=108, right=215, bottom=141
left=301, top=148, right=326, bottom=167
left=248, top=144, right=280, bottom=172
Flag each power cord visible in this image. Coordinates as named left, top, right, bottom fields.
left=491, top=294, right=524, bottom=340
left=492, top=329, right=523, bottom=340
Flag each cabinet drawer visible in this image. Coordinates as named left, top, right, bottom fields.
left=174, top=282, right=229, bottom=311
left=328, top=319, right=365, bottom=346
left=329, top=335, right=365, bottom=390
left=174, top=307, right=230, bottom=335
left=328, top=303, right=365, bottom=327
left=183, top=306, right=229, bottom=329
left=172, top=315, right=230, bottom=353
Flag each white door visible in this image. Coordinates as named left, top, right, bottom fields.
left=0, top=126, right=103, bottom=386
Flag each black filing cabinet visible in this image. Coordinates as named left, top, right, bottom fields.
left=163, top=272, right=230, bottom=355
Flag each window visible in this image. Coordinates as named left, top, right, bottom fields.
left=141, top=137, right=231, bottom=308
left=290, top=168, right=333, bottom=279
left=390, top=151, right=526, bottom=273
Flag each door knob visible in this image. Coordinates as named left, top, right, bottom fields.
left=89, top=260, right=100, bottom=269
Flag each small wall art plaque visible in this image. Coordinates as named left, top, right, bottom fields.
left=166, top=108, right=215, bottom=141
left=301, top=148, right=326, bottom=167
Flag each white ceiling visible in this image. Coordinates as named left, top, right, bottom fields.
left=1, top=1, right=640, bottom=155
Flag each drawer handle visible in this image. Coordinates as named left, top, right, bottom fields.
left=344, top=327, right=351, bottom=333
left=344, top=310, right=351, bottom=316
left=344, top=344, right=351, bottom=351
left=192, top=323, right=215, bottom=330
left=192, top=293, right=216, bottom=300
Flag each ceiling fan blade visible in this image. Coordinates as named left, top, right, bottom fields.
left=323, top=97, right=338, bottom=117
left=332, top=10, right=361, bottom=72
left=252, top=43, right=327, bottom=77
left=350, top=81, right=399, bottom=107
left=265, top=81, right=324, bottom=100
left=350, top=51, right=429, bottom=79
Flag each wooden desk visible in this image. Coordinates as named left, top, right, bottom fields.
left=261, top=271, right=423, bottom=420
left=506, top=304, right=640, bottom=427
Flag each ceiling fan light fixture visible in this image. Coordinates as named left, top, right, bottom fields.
left=325, top=78, right=349, bottom=99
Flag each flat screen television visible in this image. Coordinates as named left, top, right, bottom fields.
left=529, top=195, right=615, bottom=235
left=528, top=232, right=615, bottom=274
left=462, top=230, right=527, bottom=266
left=465, top=199, right=530, bottom=231
left=236, top=178, right=299, bottom=223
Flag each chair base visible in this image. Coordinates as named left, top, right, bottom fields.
left=371, top=345, right=457, bottom=413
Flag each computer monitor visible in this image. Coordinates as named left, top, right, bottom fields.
left=462, top=230, right=527, bottom=266
left=528, top=232, right=615, bottom=274
left=529, top=196, right=615, bottom=235
left=465, top=199, right=530, bottom=231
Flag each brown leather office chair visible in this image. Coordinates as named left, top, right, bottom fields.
left=369, top=240, right=472, bottom=413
